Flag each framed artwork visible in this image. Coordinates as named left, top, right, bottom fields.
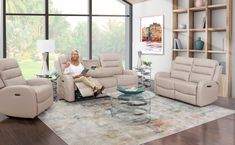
left=141, top=15, right=164, bottom=54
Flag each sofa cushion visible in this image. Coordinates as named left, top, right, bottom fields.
left=58, top=54, right=70, bottom=73
left=87, top=68, right=115, bottom=78
left=156, top=86, right=175, bottom=99
left=96, top=77, right=117, bottom=88
left=82, top=60, right=100, bottom=68
left=156, top=77, right=174, bottom=90
left=0, top=59, right=27, bottom=86
left=175, top=79, right=197, bottom=96
left=115, top=75, right=138, bottom=86
left=99, top=53, right=123, bottom=75
left=31, top=85, right=52, bottom=103
left=171, top=57, right=193, bottom=81
left=189, top=58, right=218, bottom=83
left=175, top=91, right=196, bottom=105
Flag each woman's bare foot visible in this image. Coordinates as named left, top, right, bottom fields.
left=93, top=86, right=98, bottom=93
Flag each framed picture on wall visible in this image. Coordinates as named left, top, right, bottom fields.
left=141, top=15, right=164, bottom=55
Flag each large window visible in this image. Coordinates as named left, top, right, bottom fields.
left=3, top=0, right=132, bottom=79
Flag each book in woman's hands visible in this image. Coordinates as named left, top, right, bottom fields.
left=81, top=68, right=89, bottom=75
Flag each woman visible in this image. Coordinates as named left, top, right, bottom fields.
left=64, top=50, right=104, bottom=95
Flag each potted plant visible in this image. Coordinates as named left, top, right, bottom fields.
left=142, top=60, right=152, bottom=68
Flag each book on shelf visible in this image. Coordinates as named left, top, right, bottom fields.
left=174, top=38, right=183, bottom=49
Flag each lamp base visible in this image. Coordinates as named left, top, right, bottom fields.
left=41, top=52, right=49, bottom=75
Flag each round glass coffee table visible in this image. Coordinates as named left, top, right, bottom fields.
left=108, top=90, right=155, bottom=125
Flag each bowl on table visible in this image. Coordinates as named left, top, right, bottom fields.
left=117, top=86, right=145, bottom=95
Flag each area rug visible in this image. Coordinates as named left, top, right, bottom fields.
left=39, top=95, right=235, bottom=145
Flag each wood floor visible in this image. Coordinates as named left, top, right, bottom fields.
left=0, top=97, right=234, bottom=145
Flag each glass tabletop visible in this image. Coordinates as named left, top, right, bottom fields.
left=108, top=90, right=155, bottom=101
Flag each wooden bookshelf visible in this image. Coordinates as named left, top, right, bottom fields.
left=208, top=28, right=226, bottom=32
left=189, top=28, right=206, bottom=32
left=172, top=0, right=232, bottom=97
left=189, top=49, right=205, bottom=53
left=173, top=49, right=187, bottom=52
left=173, top=29, right=187, bottom=32
left=173, top=9, right=188, bottom=13
left=208, top=4, right=227, bottom=10
left=189, top=7, right=206, bottom=12
left=208, top=50, right=227, bottom=54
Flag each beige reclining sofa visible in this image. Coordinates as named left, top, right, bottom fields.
left=154, top=57, right=222, bottom=106
left=55, top=53, right=138, bottom=102
left=0, top=59, right=53, bottom=118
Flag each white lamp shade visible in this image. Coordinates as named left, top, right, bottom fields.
left=37, top=40, right=55, bottom=52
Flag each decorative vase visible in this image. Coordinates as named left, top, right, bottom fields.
left=195, top=0, right=205, bottom=7
left=179, top=24, right=187, bottom=29
left=137, top=51, right=142, bottom=68
left=194, top=37, right=204, bottom=50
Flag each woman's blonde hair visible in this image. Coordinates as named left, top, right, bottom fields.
left=71, top=49, right=79, bottom=55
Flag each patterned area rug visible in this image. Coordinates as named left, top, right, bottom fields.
left=39, top=95, right=235, bottom=145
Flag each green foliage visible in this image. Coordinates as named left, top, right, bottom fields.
left=6, top=0, right=128, bottom=78
left=143, top=61, right=152, bottom=67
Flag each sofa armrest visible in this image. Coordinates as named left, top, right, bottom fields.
left=155, top=72, right=170, bottom=80
left=0, top=85, right=37, bottom=118
left=123, top=70, right=137, bottom=76
left=27, top=78, right=52, bottom=86
left=197, top=80, right=219, bottom=106
left=61, top=75, right=75, bottom=102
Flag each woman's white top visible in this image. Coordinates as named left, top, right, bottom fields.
left=64, top=63, right=84, bottom=77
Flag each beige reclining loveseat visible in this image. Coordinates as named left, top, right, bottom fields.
left=154, top=57, right=222, bottom=106
left=55, top=53, right=138, bottom=102
left=0, top=58, right=53, bottom=118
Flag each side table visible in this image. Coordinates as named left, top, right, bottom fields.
left=134, top=67, right=152, bottom=88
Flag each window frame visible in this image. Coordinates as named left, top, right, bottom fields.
left=3, top=0, right=133, bottom=68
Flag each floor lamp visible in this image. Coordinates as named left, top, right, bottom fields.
left=36, top=40, right=55, bottom=76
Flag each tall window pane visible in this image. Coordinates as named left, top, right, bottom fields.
left=6, top=0, right=45, bottom=13
left=92, top=17, right=129, bottom=67
left=49, top=16, right=89, bottom=59
left=49, top=0, right=89, bottom=14
left=92, top=0, right=129, bottom=15
left=6, top=16, right=45, bottom=79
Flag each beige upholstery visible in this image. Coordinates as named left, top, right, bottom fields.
left=55, top=53, right=138, bottom=102
left=171, top=57, right=193, bottom=81
left=0, top=59, right=53, bottom=118
left=154, top=57, right=222, bottom=106
left=99, top=53, right=123, bottom=75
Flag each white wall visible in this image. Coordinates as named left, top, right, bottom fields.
left=132, top=0, right=172, bottom=78
left=0, top=1, right=3, bottom=58
left=133, top=0, right=235, bottom=97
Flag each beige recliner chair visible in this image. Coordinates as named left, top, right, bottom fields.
left=154, top=57, right=222, bottom=106
left=0, top=58, right=53, bottom=118
left=55, top=54, right=102, bottom=102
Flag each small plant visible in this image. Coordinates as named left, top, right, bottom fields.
left=143, top=61, right=152, bottom=67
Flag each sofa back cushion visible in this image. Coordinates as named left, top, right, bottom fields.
left=99, top=53, right=123, bottom=75
left=82, top=60, right=100, bottom=68
left=0, top=58, right=27, bottom=86
left=189, top=58, right=218, bottom=83
left=171, top=57, right=193, bottom=81
left=57, top=54, right=70, bottom=74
